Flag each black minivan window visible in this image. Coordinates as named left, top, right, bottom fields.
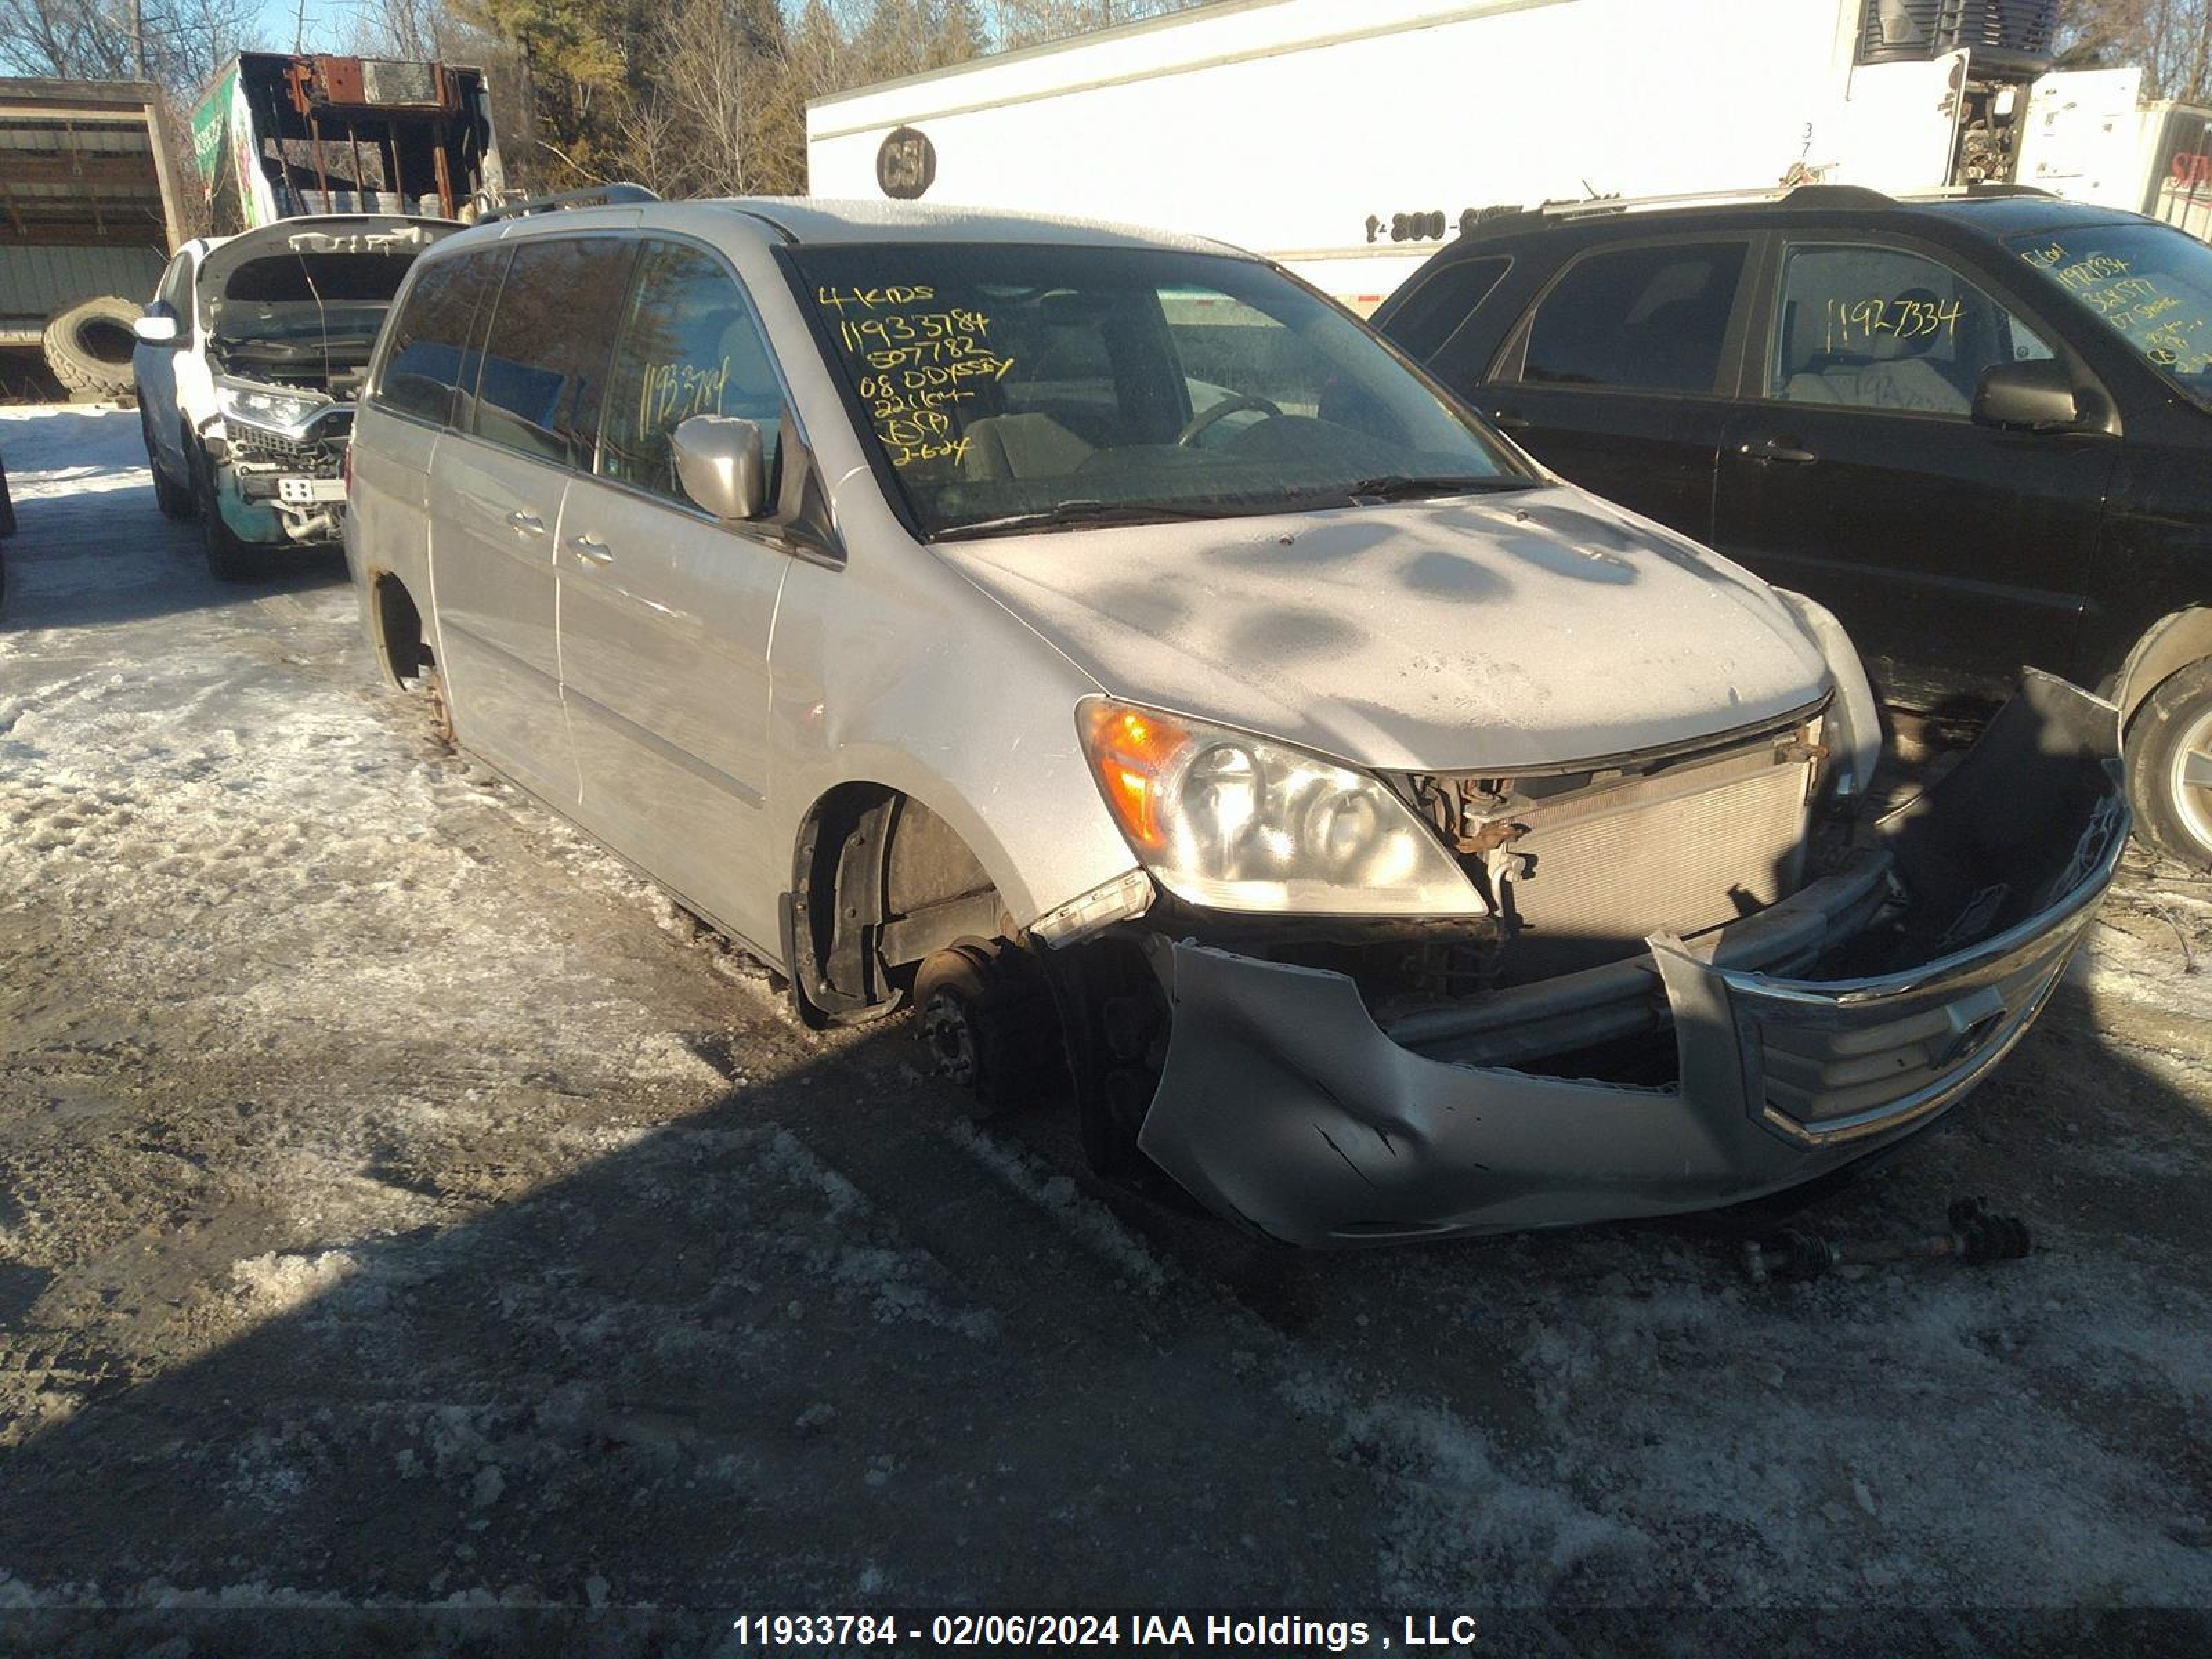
left=1521, top=241, right=1747, bottom=394
left=1770, top=243, right=2052, bottom=415
left=468, top=237, right=636, bottom=468
left=599, top=241, right=785, bottom=503
left=1384, top=255, right=1510, bottom=362
left=376, top=250, right=500, bottom=427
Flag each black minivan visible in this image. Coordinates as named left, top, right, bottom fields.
left=1373, top=187, right=2212, bottom=865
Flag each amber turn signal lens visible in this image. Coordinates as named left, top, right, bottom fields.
left=1084, top=702, right=1190, bottom=849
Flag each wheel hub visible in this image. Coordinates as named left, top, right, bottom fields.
left=921, top=991, right=981, bottom=1086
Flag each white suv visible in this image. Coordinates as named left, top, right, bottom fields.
left=343, top=190, right=2126, bottom=1247
left=131, top=215, right=457, bottom=578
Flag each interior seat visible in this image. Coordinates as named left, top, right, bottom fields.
left=1781, top=330, right=1969, bottom=414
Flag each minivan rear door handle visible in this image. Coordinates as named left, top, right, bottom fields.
left=567, top=534, right=614, bottom=565
left=506, top=509, right=547, bottom=536
left=1740, top=438, right=1819, bottom=466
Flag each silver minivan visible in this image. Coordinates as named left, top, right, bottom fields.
left=345, top=191, right=2126, bottom=1247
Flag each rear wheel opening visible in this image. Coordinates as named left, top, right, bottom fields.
left=374, top=577, right=451, bottom=745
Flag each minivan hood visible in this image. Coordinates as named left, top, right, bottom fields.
left=932, top=487, right=1833, bottom=773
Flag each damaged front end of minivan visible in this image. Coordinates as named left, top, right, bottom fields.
left=1045, top=671, right=2125, bottom=1247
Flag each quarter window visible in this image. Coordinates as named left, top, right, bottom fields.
left=1769, top=243, right=2053, bottom=415
left=1383, top=254, right=1510, bottom=362
left=1521, top=242, right=1747, bottom=393
left=599, top=242, right=785, bottom=504
left=375, top=250, right=500, bottom=427
left=467, top=238, right=636, bottom=467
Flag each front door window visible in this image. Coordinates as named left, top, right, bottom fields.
left=1768, top=244, right=2052, bottom=416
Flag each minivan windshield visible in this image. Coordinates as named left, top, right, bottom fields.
left=2009, top=221, right=2212, bottom=399
left=788, top=242, right=1531, bottom=538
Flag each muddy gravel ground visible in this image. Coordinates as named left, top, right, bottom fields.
left=2, top=407, right=2210, bottom=1657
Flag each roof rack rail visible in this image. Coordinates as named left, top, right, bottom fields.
left=476, top=182, right=659, bottom=225
left=1895, top=183, right=2061, bottom=200
left=1535, top=183, right=1899, bottom=221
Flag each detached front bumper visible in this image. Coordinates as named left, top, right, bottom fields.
left=1135, top=673, right=2127, bottom=1247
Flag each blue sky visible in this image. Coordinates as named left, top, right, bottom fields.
left=247, top=0, right=363, bottom=55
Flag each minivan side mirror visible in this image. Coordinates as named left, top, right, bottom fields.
left=1974, top=359, right=2081, bottom=431
left=132, top=304, right=180, bottom=346
left=672, top=415, right=768, bottom=521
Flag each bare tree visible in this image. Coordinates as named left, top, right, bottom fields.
left=619, top=0, right=803, bottom=196
left=431, top=0, right=1204, bottom=198
left=2059, top=0, right=2212, bottom=104
left=986, top=0, right=1203, bottom=50
left=344, top=0, right=450, bottom=59
left=0, top=0, right=256, bottom=90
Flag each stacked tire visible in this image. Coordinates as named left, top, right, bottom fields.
left=41, top=296, right=140, bottom=403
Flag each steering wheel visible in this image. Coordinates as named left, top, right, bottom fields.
left=1177, top=391, right=1282, bottom=447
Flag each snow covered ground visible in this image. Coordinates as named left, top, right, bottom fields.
left=1, top=407, right=2209, bottom=1654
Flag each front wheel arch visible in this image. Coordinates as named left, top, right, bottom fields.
left=2117, top=606, right=2212, bottom=731
left=785, top=784, right=1011, bottom=1027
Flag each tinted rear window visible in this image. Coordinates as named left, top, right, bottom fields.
left=374, top=250, right=501, bottom=427
left=1382, top=255, right=1510, bottom=361
left=1521, top=241, right=1747, bottom=393
left=465, top=238, right=637, bottom=468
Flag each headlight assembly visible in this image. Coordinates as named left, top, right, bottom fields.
left=1080, top=697, right=1485, bottom=916
left=214, top=377, right=330, bottom=439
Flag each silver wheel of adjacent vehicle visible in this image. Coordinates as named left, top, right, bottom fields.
left=2126, top=659, right=2212, bottom=870
left=2168, top=704, right=2212, bottom=856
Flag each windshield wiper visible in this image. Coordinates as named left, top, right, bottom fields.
left=936, top=500, right=1244, bottom=541
left=1335, top=475, right=1535, bottom=503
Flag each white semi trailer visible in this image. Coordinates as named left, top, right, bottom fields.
left=806, top=0, right=2206, bottom=311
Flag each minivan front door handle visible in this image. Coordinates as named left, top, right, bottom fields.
left=506, top=509, right=547, bottom=536
left=567, top=534, right=614, bottom=565
left=1740, top=438, right=1819, bottom=466
left=1491, top=407, right=1533, bottom=432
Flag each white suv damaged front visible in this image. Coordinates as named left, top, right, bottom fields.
left=211, top=376, right=353, bottom=543
left=196, top=217, right=454, bottom=548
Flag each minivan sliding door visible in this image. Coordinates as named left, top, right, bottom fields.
left=555, top=240, right=794, bottom=955
left=428, top=236, right=635, bottom=805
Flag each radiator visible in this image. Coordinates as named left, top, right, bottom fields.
left=1495, top=729, right=1820, bottom=980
